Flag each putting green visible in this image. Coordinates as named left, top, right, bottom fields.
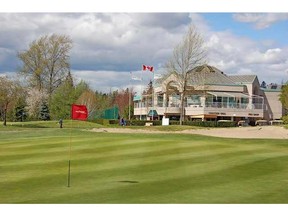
left=1, top=125, right=288, bottom=203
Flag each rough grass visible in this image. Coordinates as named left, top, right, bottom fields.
left=1, top=121, right=288, bottom=203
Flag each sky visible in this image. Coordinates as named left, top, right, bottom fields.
left=1, top=2, right=288, bottom=95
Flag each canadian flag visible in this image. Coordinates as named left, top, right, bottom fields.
left=142, top=64, right=154, bottom=72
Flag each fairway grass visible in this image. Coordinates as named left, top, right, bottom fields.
left=1, top=125, right=288, bottom=203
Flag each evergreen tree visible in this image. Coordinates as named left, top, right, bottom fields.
left=260, top=81, right=267, bottom=88
left=39, top=102, right=50, bottom=120
left=15, top=105, right=27, bottom=122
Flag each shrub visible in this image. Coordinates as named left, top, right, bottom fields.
left=281, top=115, right=288, bottom=124
left=128, top=120, right=162, bottom=126
left=170, top=120, right=180, bottom=125
left=184, top=121, right=217, bottom=127
left=109, top=119, right=120, bottom=125
left=217, top=121, right=237, bottom=127
left=129, top=120, right=146, bottom=126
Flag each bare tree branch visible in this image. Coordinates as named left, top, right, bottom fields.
left=164, top=25, right=207, bottom=124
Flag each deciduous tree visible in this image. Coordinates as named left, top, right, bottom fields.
left=0, top=77, right=23, bottom=126
left=164, top=25, right=207, bottom=125
left=18, top=34, right=73, bottom=96
left=113, top=88, right=133, bottom=119
left=26, top=87, right=48, bottom=120
left=76, top=89, right=98, bottom=119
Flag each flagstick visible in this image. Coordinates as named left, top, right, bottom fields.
left=67, top=119, right=72, bottom=187
left=67, top=160, right=71, bottom=187
left=68, top=104, right=88, bottom=187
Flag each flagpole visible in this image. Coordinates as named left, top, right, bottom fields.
left=68, top=104, right=88, bottom=187
left=129, top=72, right=131, bottom=121
left=140, top=66, right=143, bottom=121
left=152, top=69, right=155, bottom=120
left=68, top=118, right=72, bottom=187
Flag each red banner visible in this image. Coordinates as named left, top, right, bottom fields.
left=71, top=104, right=88, bottom=121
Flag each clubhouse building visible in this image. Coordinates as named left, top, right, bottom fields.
left=133, top=65, right=284, bottom=124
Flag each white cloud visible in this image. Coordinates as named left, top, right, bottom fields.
left=0, top=13, right=192, bottom=71
left=130, top=13, right=191, bottom=29
left=233, top=13, right=288, bottom=29
left=52, top=12, right=288, bottom=87
left=244, top=48, right=284, bottom=64
left=237, top=68, right=253, bottom=74
left=73, top=70, right=129, bottom=92
left=204, top=28, right=288, bottom=84
left=72, top=69, right=153, bottom=93
left=0, top=13, right=287, bottom=93
left=189, top=13, right=211, bottom=34
left=205, top=31, right=255, bottom=70
left=67, top=13, right=191, bottom=71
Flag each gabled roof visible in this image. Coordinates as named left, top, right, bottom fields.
left=158, top=64, right=261, bottom=88
left=228, top=75, right=257, bottom=84
left=188, top=64, right=237, bottom=85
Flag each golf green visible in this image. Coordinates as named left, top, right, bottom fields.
left=1, top=126, right=288, bottom=203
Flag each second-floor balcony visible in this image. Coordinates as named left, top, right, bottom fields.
left=134, top=101, right=264, bottom=117
left=134, top=91, right=264, bottom=118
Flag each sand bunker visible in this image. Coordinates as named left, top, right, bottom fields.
left=91, top=126, right=288, bottom=139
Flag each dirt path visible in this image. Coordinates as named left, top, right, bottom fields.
left=90, top=126, right=288, bottom=139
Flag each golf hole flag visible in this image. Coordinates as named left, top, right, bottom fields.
left=71, top=104, right=88, bottom=121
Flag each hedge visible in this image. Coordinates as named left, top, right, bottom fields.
left=183, top=121, right=217, bottom=127
left=127, top=120, right=236, bottom=127
left=91, top=119, right=237, bottom=127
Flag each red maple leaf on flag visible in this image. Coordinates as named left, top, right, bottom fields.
left=142, top=64, right=154, bottom=72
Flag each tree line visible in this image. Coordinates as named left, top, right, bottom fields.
left=0, top=73, right=135, bottom=126
left=0, top=34, right=134, bottom=126
left=1, top=27, right=288, bottom=126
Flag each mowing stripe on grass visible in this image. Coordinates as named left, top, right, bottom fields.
left=1, top=128, right=288, bottom=203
